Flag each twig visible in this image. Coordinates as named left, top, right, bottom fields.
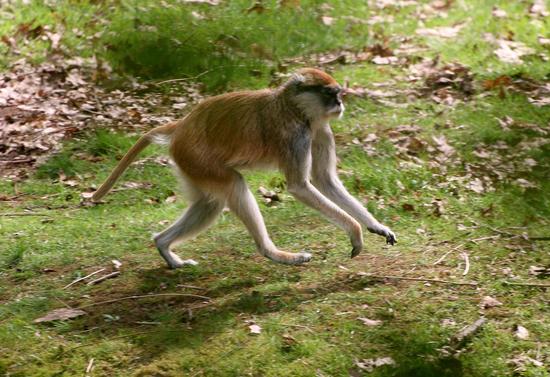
left=450, top=317, right=487, bottom=349
left=0, top=158, right=34, bottom=165
left=85, top=358, right=94, bottom=374
left=433, top=244, right=463, bottom=265
left=357, top=272, right=478, bottom=286
left=2, top=212, right=52, bottom=217
left=503, top=281, right=550, bottom=288
left=279, top=323, right=315, bottom=334
left=86, top=271, right=120, bottom=286
left=79, top=293, right=211, bottom=309
left=529, top=236, right=550, bottom=241
left=63, top=268, right=106, bottom=289
left=460, top=252, right=470, bottom=276
left=177, top=284, right=205, bottom=290
left=469, top=235, right=500, bottom=243
left=65, top=330, right=157, bottom=352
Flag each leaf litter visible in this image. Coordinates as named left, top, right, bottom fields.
left=0, top=54, right=202, bottom=180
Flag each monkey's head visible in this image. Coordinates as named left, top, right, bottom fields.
left=289, top=68, right=345, bottom=121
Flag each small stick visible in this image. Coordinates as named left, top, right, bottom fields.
left=85, top=358, right=94, bottom=374
left=79, top=293, right=211, bottom=308
left=66, top=330, right=157, bottom=352
left=450, top=317, right=487, bottom=349
left=63, top=268, right=106, bottom=289
left=177, top=284, right=205, bottom=290
left=461, top=252, right=470, bottom=276
left=1, top=212, right=52, bottom=217
left=503, top=281, right=550, bottom=288
left=279, top=323, right=315, bottom=334
left=358, top=273, right=478, bottom=286
left=470, top=235, right=500, bottom=243
left=433, top=244, right=463, bottom=265
left=529, top=236, right=550, bottom=241
left=86, top=271, right=120, bottom=286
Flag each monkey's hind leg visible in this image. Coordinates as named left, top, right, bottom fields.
left=227, top=173, right=311, bottom=265
left=154, top=196, right=224, bottom=269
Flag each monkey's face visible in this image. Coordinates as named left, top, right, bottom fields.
left=295, top=84, right=345, bottom=120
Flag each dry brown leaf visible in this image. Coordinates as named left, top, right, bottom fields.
left=513, top=325, right=529, bottom=340
left=355, top=357, right=395, bottom=372
left=492, top=7, right=507, bottom=18
left=34, top=308, right=87, bottom=323
left=480, top=296, right=502, bottom=309
left=358, top=317, right=382, bottom=326
left=416, top=24, right=464, bottom=38
left=494, top=40, right=535, bottom=65
left=321, top=16, right=335, bottom=26
left=249, top=324, right=262, bottom=334
left=529, top=0, right=549, bottom=17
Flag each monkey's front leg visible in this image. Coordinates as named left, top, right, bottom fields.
left=313, top=176, right=397, bottom=246
left=287, top=181, right=364, bottom=258
left=311, top=124, right=397, bottom=246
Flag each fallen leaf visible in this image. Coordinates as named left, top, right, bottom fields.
left=432, top=135, right=455, bottom=156
left=480, top=296, right=502, bottom=309
left=321, top=16, right=335, bottom=26
left=182, top=0, right=220, bottom=4
left=492, top=7, right=507, bottom=18
left=402, top=203, right=415, bottom=212
left=372, top=56, right=399, bottom=65
left=246, top=1, right=266, bottom=13
left=81, top=191, right=94, bottom=199
left=513, top=324, right=529, bottom=340
left=494, top=40, right=535, bottom=65
left=514, top=178, right=537, bottom=189
left=529, top=265, right=549, bottom=277
left=112, top=259, right=122, bottom=269
left=249, top=324, right=262, bottom=334
left=34, top=308, right=87, bottom=323
left=529, top=0, right=549, bottom=17
left=165, top=195, right=178, bottom=204
left=358, top=317, right=382, bottom=326
left=466, top=178, right=485, bottom=194
left=416, top=24, right=464, bottom=38
left=441, top=318, right=457, bottom=327
left=508, top=355, right=544, bottom=372
left=355, top=357, right=395, bottom=372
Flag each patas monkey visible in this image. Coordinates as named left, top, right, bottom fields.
left=92, top=68, right=396, bottom=268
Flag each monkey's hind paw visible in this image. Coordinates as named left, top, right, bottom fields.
left=166, top=257, right=199, bottom=269
left=293, top=252, right=312, bottom=265
left=351, top=246, right=362, bottom=258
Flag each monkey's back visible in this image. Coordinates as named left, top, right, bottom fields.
left=169, top=89, right=286, bottom=186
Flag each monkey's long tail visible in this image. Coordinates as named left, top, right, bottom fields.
left=91, top=122, right=178, bottom=202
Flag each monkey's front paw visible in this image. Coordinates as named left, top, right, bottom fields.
left=385, top=231, right=397, bottom=245
left=368, top=226, right=397, bottom=245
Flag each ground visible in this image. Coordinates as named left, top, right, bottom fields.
left=0, top=1, right=549, bottom=376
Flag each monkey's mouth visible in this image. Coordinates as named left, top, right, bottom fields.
left=327, top=104, right=345, bottom=118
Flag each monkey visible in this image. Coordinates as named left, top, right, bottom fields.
left=91, top=68, right=396, bottom=268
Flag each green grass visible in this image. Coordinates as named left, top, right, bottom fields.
left=1, top=0, right=550, bottom=376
